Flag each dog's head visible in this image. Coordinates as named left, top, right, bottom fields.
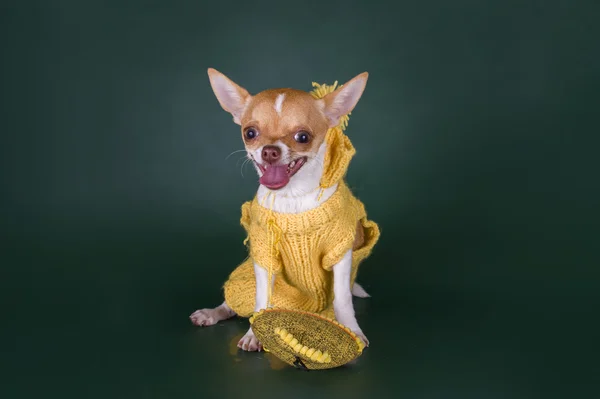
left=207, top=69, right=368, bottom=193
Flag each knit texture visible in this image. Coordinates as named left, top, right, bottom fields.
left=320, top=127, right=355, bottom=189
left=223, top=181, right=380, bottom=318
left=249, top=308, right=364, bottom=370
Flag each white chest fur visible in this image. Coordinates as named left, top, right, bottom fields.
left=254, top=142, right=337, bottom=214
left=256, top=183, right=338, bottom=213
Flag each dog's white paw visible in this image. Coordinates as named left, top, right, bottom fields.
left=189, top=309, right=218, bottom=326
left=352, top=283, right=371, bottom=298
left=189, top=309, right=222, bottom=327
left=353, top=329, right=370, bottom=348
left=237, top=329, right=262, bottom=352
left=190, top=303, right=235, bottom=327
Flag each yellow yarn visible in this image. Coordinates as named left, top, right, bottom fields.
left=320, top=127, right=356, bottom=189
left=309, top=81, right=351, bottom=133
left=249, top=308, right=365, bottom=370
left=273, top=327, right=331, bottom=363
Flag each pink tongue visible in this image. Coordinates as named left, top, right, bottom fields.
left=260, top=165, right=289, bottom=188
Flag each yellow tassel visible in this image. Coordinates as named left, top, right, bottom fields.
left=317, top=187, right=325, bottom=202
left=309, top=81, right=351, bottom=132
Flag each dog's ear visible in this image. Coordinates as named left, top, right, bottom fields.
left=320, top=72, right=369, bottom=128
left=207, top=68, right=252, bottom=125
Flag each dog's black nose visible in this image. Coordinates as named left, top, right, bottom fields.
left=261, top=145, right=281, bottom=164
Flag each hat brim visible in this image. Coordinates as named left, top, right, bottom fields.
left=250, top=308, right=364, bottom=370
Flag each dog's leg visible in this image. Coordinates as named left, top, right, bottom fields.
left=351, top=221, right=370, bottom=299
left=238, top=262, right=272, bottom=352
left=352, top=282, right=370, bottom=298
left=190, top=301, right=236, bottom=327
left=333, top=250, right=369, bottom=347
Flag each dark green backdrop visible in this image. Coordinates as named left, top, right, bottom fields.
left=2, top=1, right=598, bottom=398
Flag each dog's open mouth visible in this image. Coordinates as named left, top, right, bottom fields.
left=257, top=156, right=307, bottom=190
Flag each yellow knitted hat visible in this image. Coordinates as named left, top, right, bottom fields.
left=250, top=308, right=365, bottom=370
left=310, top=81, right=356, bottom=189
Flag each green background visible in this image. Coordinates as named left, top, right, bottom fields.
left=2, top=0, right=598, bottom=397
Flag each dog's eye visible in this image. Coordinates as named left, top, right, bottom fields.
left=244, top=128, right=258, bottom=140
left=294, top=131, right=310, bottom=144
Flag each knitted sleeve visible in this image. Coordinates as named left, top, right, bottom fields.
left=240, top=201, right=251, bottom=233
left=241, top=202, right=283, bottom=274
left=320, top=215, right=358, bottom=271
left=248, top=226, right=283, bottom=274
left=320, top=195, right=374, bottom=271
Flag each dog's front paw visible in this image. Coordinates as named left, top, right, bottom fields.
left=353, top=329, right=370, bottom=348
left=190, top=309, right=218, bottom=326
left=238, top=329, right=263, bottom=352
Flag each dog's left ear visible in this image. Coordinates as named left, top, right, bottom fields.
left=320, top=72, right=368, bottom=128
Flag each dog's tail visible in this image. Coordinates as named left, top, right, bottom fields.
left=352, top=283, right=371, bottom=298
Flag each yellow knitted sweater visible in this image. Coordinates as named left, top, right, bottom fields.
left=224, top=182, right=379, bottom=319
left=223, top=81, right=380, bottom=320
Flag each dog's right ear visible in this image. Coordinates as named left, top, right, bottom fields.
left=207, top=68, right=252, bottom=125
left=320, top=72, right=369, bottom=128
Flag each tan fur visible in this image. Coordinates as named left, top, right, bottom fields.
left=207, top=68, right=368, bottom=163
left=353, top=221, right=365, bottom=251
left=240, top=89, right=330, bottom=155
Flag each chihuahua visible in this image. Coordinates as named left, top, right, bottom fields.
left=190, top=69, right=373, bottom=351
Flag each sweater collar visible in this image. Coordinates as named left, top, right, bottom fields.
left=250, top=182, right=352, bottom=233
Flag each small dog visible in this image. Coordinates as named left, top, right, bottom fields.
left=190, top=68, right=378, bottom=352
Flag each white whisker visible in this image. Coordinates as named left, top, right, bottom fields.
left=226, top=149, right=247, bottom=160
left=240, top=158, right=252, bottom=178
left=235, top=155, right=249, bottom=168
